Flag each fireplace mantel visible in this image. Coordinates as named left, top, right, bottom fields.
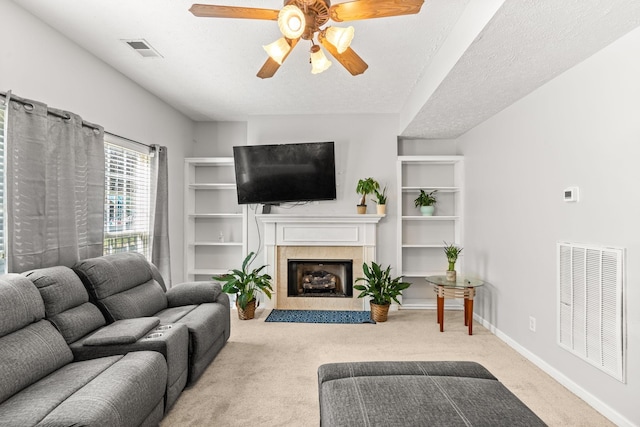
left=256, top=214, right=383, bottom=310
left=257, top=214, right=384, bottom=224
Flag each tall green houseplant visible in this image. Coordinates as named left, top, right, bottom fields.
left=213, top=252, right=273, bottom=320
left=354, top=261, right=410, bottom=322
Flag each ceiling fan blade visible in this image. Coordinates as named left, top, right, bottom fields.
left=329, top=0, right=424, bottom=22
left=257, top=38, right=299, bottom=79
left=190, top=4, right=279, bottom=20
left=318, top=35, right=368, bottom=76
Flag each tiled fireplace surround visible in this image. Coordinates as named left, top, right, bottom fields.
left=257, top=214, right=383, bottom=310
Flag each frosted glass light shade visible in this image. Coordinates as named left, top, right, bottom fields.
left=310, top=47, right=332, bottom=74
left=325, top=26, right=354, bottom=54
left=263, top=38, right=291, bottom=65
left=278, top=5, right=305, bottom=39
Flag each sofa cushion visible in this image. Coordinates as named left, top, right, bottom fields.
left=0, top=274, right=45, bottom=337
left=166, top=281, right=222, bottom=307
left=73, top=253, right=168, bottom=322
left=0, top=352, right=167, bottom=427
left=99, top=279, right=168, bottom=321
left=38, top=352, right=167, bottom=427
left=0, top=320, right=73, bottom=404
left=0, top=354, right=123, bottom=424
left=23, top=266, right=106, bottom=343
left=83, top=317, right=161, bottom=346
left=74, top=252, right=159, bottom=299
left=23, top=266, right=90, bottom=317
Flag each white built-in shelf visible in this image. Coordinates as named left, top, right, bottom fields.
left=184, top=157, right=247, bottom=282
left=189, top=268, right=229, bottom=277
left=189, top=241, right=244, bottom=246
left=397, top=155, right=464, bottom=309
left=402, top=271, right=442, bottom=278
left=402, top=244, right=449, bottom=248
left=188, top=213, right=244, bottom=218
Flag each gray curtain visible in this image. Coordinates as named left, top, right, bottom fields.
left=5, top=94, right=105, bottom=273
left=151, top=145, right=171, bottom=287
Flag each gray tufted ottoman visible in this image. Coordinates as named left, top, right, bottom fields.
left=318, top=361, right=547, bottom=426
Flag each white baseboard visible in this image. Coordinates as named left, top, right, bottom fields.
left=475, top=314, right=634, bottom=427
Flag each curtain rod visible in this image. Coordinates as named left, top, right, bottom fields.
left=1, top=91, right=152, bottom=150
left=105, top=131, right=152, bottom=150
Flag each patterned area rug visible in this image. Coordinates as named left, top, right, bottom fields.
left=265, top=309, right=375, bottom=324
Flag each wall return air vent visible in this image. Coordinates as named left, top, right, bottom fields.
left=557, top=242, right=625, bottom=382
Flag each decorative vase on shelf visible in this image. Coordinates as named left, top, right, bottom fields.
left=420, top=206, right=435, bottom=216
left=446, top=270, right=456, bottom=282
left=376, top=204, right=386, bottom=215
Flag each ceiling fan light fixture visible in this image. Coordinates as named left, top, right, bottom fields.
left=263, top=38, right=291, bottom=65
left=324, top=26, right=355, bottom=54
left=310, top=45, right=332, bottom=74
left=278, top=5, right=305, bottom=39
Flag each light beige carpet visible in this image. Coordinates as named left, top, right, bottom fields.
left=161, top=309, right=613, bottom=426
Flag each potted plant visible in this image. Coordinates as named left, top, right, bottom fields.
left=372, top=186, right=387, bottom=215
left=443, top=241, right=463, bottom=281
left=414, top=189, right=437, bottom=216
left=356, top=178, right=380, bottom=214
left=213, top=251, right=273, bottom=320
left=354, top=261, right=410, bottom=322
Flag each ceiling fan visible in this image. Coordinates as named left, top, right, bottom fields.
left=189, top=0, right=425, bottom=78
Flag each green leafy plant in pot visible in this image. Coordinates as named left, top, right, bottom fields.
left=443, top=241, right=463, bottom=281
left=414, top=189, right=437, bottom=216
left=372, top=186, right=388, bottom=215
left=354, top=261, right=410, bottom=322
left=213, top=251, right=273, bottom=320
left=356, top=177, right=380, bottom=214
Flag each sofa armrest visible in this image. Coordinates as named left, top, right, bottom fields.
left=166, top=281, right=222, bottom=307
left=83, top=317, right=160, bottom=346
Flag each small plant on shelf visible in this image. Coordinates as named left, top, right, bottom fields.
left=372, top=186, right=387, bottom=215
left=443, top=241, right=463, bottom=281
left=414, top=189, right=437, bottom=216
left=213, top=251, right=273, bottom=320
left=356, top=177, right=380, bottom=214
left=354, top=261, right=410, bottom=322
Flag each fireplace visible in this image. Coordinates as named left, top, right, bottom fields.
left=257, top=214, right=382, bottom=310
left=287, top=259, right=353, bottom=298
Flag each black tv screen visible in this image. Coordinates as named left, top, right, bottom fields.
left=233, top=142, right=337, bottom=205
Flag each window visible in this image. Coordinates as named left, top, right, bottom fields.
left=0, top=104, right=5, bottom=273
left=103, top=140, right=151, bottom=258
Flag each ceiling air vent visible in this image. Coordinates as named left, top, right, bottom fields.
left=122, top=39, right=163, bottom=58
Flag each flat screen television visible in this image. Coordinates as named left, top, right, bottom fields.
left=233, top=142, right=336, bottom=205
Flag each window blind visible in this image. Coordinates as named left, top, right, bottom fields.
left=104, top=141, right=151, bottom=258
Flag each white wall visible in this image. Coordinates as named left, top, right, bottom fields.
left=193, top=114, right=400, bottom=268
left=458, top=27, right=640, bottom=426
left=0, top=1, right=195, bottom=285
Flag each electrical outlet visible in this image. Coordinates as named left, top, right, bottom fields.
left=529, top=316, right=536, bottom=332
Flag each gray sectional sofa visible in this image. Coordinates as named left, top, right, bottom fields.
left=318, top=361, right=547, bottom=426
left=0, top=253, right=230, bottom=427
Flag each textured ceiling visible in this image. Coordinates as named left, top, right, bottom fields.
left=11, top=0, right=640, bottom=138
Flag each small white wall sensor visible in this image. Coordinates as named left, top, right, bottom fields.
left=563, top=187, right=579, bottom=202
